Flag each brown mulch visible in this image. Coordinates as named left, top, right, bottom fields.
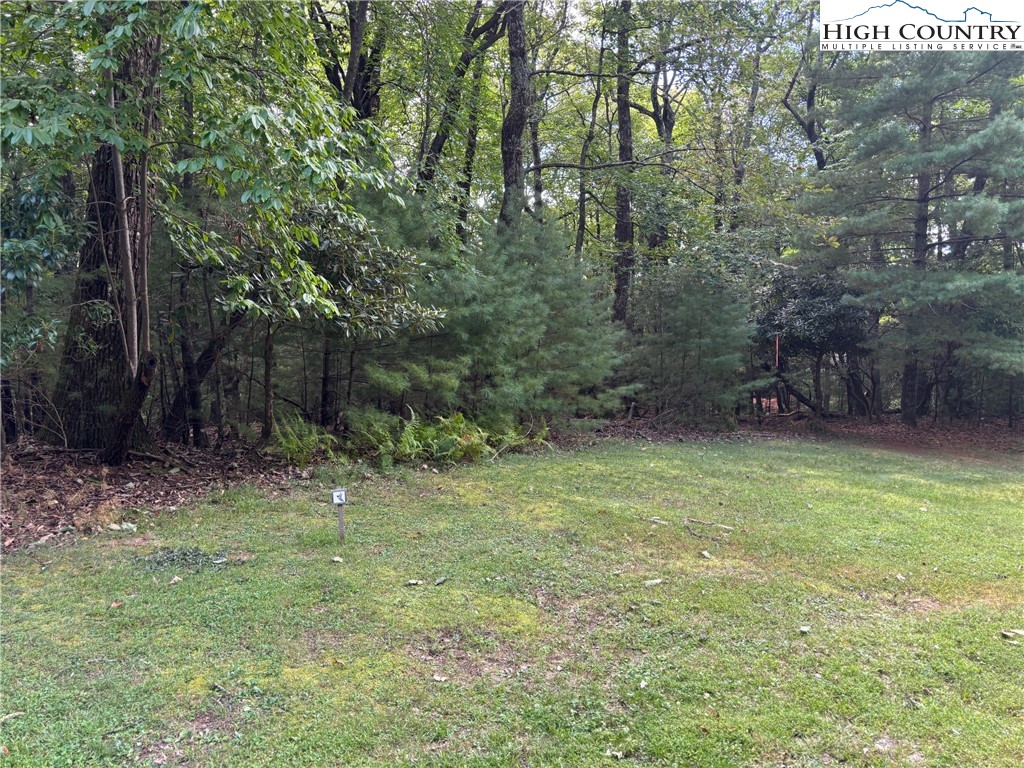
left=1, top=436, right=310, bottom=554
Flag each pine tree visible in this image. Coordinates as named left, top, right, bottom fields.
left=812, top=52, right=1024, bottom=425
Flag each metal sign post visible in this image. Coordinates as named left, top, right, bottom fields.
left=331, top=488, right=347, bottom=541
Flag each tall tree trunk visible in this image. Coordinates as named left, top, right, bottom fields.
left=869, top=364, right=883, bottom=420
left=901, top=99, right=934, bottom=427
left=319, top=332, right=337, bottom=429
left=574, top=30, right=607, bottom=258
left=812, top=351, right=825, bottom=418
left=456, top=55, right=486, bottom=244
left=1, top=380, right=16, bottom=447
left=161, top=312, right=245, bottom=442
left=310, top=0, right=386, bottom=432
left=498, top=0, right=529, bottom=232
left=178, top=330, right=207, bottom=447
left=611, top=0, right=634, bottom=324
left=646, top=57, right=676, bottom=250
left=262, top=321, right=276, bottom=441
left=729, top=44, right=765, bottom=232
left=46, top=143, right=135, bottom=449
left=99, top=352, right=158, bottom=466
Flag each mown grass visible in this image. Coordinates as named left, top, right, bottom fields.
left=3, top=437, right=1022, bottom=767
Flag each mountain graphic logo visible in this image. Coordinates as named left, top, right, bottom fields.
left=826, top=1, right=1017, bottom=24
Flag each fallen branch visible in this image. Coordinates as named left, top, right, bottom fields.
left=128, top=450, right=195, bottom=470
left=684, top=517, right=734, bottom=532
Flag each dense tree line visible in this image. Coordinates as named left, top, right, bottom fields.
left=2, top=1, right=1022, bottom=463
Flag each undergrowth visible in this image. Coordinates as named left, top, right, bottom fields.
left=348, top=408, right=547, bottom=467
left=270, top=415, right=338, bottom=467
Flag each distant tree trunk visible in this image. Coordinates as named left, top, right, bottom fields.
left=782, top=14, right=830, bottom=172
left=844, top=355, right=870, bottom=417
left=224, top=346, right=243, bottom=440
left=574, top=30, right=607, bottom=258
left=869, top=364, right=883, bottom=420
left=179, top=330, right=207, bottom=447
left=611, top=0, right=634, bottom=323
left=901, top=358, right=920, bottom=427
left=498, top=0, right=528, bottom=231
left=262, top=321, right=277, bottom=441
left=901, top=99, right=934, bottom=427
left=646, top=54, right=677, bottom=250
left=309, top=2, right=385, bottom=431
left=729, top=43, right=765, bottom=232
left=812, top=351, right=825, bottom=418
left=1, top=380, right=16, bottom=447
left=161, top=312, right=244, bottom=443
left=528, top=106, right=543, bottom=215
left=456, top=55, right=486, bottom=243
left=319, top=332, right=338, bottom=429
left=711, top=107, right=728, bottom=232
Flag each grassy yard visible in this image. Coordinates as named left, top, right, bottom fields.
left=3, top=437, right=1023, bottom=767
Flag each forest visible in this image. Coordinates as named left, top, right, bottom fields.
left=2, top=0, right=1023, bottom=466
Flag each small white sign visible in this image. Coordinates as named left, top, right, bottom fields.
left=332, top=488, right=347, bottom=505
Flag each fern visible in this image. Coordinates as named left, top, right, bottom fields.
left=272, top=414, right=337, bottom=467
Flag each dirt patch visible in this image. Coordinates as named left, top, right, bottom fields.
left=754, top=414, right=1023, bottom=464
left=130, top=709, right=236, bottom=767
left=304, top=629, right=350, bottom=657
left=407, top=628, right=521, bottom=683
left=905, top=597, right=943, bottom=613
left=133, top=739, right=188, bottom=767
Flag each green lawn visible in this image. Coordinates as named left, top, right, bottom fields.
left=3, top=438, right=1023, bottom=767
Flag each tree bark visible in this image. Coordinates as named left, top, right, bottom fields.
left=901, top=357, right=919, bottom=427
left=456, top=55, right=486, bottom=243
left=498, top=0, right=529, bottom=232
left=46, top=144, right=134, bottom=449
left=319, top=332, right=338, bottom=429
left=99, top=351, right=158, bottom=466
left=901, top=98, right=934, bottom=427
left=262, top=322, right=276, bottom=441
left=161, top=312, right=245, bottom=442
left=1, top=380, right=16, bottom=447
left=611, top=0, right=635, bottom=324
left=645, top=57, right=676, bottom=250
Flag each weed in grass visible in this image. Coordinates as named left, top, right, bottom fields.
left=135, top=546, right=229, bottom=571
